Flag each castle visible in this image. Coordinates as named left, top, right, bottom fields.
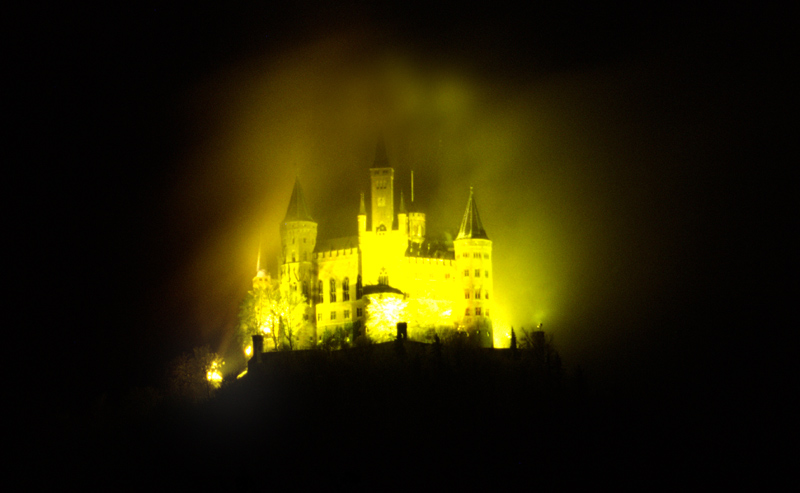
left=253, top=140, right=494, bottom=348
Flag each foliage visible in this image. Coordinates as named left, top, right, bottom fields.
left=237, top=276, right=310, bottom=352
left=320, top=324, right=354, bottom=352
left=167, top=345, right=224, bottom=403
left=364, top=295, right=407, bottom=342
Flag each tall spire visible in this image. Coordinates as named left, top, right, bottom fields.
left=283, top=177, right=314, bottom=222
left=372, top=135, right=389, bottom=168
left=359, top=192, right=366, bottom=215
left=399, top=190, right=407, bottom=214
left=457, top=187, right=489, bottom=240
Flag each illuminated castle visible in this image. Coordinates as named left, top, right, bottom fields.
left=255, top=140, right=494, bottom=348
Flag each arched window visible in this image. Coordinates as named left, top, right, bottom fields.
left=342, top=277, right=350, bottom=301
left=356, top=275, right=363, bottom=299
left=378, top=269, right=388, bottom=286
left=330, top=279, right=337, bottom=303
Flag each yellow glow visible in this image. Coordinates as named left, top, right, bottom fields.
left=205, top=359, right=224, bottom=388
left=365, top=295, right=408, bottom=342
left=244, top=345, right=253, bottom=357
left=237, top=369, right=248, bottom=379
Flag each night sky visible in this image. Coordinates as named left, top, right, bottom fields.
left=20, top=3, right=787, bottom=402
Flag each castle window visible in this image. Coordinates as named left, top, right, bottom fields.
left=344, top=310, right=350, bottom=319
left=445, top=273, right=450, bottom=280
left=465, top=308, right=470, bottom=316
left=475, top=269, right=480, bottom=277
left=465, top=290, right=470, bottom=299
left=302, top=281, right=309, bottom=299
left=473, top=253, right=480, bottom=258
left=378, top=269, right=388, bottom=286
left=342, top=278, right=350, bottom=301
left=292, top=253, right=296, bottom=262
left=485, top=270, right=489, bottom=278
left=475, top=288, right=481, bottom=299
left=485, top=291, right=489, bottom=299
left=356, top=275, right=363, bottom=299
left=464, top=269, right=469, bottom=277
left=318, top=280, right=323, bottom=304
left=331, top=311, right=336, bottom=320
left=476, top=307, right=482, bottom=316
left=317, top=313, right=322, bottom=322
left=357, top=307, right=363, bottom=317
left=330, top=279, right=336, bottom=303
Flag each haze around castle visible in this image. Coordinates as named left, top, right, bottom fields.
left=155, top=32, right=713, bottom=372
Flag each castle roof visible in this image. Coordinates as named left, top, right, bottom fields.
left=405, top=237, right=455, bottom=259
left=315, top=236, right=358, bottom=253
left=456, top=188, right=489, bottom=240
left=283, top=177, right=314, bottom=223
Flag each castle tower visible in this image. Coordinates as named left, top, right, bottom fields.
left=369, top=138, right=394, bottom=233
left=398, top=191, right=408, bottom=236
left=453, top=188, right=493, bottom=347
left=279, top=178, right=317, bottom=338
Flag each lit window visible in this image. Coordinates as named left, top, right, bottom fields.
left=465, top=290, right=470, bottom=299
left=343, top=278, right=350, bottom=301
left=330, top=279, right=336, bottom=303
left=475, top=289, right=481, bottom=299
left=476, top=307, right=482, bottom=316
left=445, top=273, right=450, bottom=279
left=475, top=269, right=480, bottom=277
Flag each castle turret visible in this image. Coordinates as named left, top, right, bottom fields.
left=358, top=192, right=367, bottom=236
left=398, top=191, right=408, bottom=236
left=280, top=177, right=317, bottom=302
left=453, top=187, right=493, bottom=347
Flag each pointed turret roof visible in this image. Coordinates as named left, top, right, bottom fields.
left=359, top=192, right=366, bottom=215
left=283, top=177, right=314, bottom=222
left=399, top=190, right=407, bottom=214
left=372, top=136, right=390, bottom=168
left=456, top=188, right=489, bottom=240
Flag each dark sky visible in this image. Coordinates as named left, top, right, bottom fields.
left=20, top=3, right=787, bottom=398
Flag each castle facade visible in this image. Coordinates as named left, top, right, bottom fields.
left=255, top=141, right=494, bottom=347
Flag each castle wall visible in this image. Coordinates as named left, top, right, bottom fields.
left=314, top=247, right=361, bottom=337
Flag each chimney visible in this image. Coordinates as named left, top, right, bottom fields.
left=396, top=322, right=408, bottom=341
left=252, top=335, right=264, bottom=363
